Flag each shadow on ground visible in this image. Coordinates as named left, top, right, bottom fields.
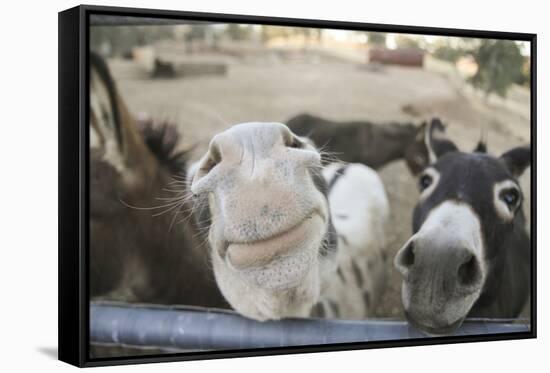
left=36, top=346, right=58, bottom=360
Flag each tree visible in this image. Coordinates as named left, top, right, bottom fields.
left=367, top=32, right=386, bottom=46
left=395, top=35, right=425, bottom=49
left=432, top=40, right=464, bottom=62
left=515, top=57, right=531, bottom=87
left=261, top=25, right=291, bottom=42
left=469, top=40, right=524, bottom=98
left=225, top=24, right=252, bottom=40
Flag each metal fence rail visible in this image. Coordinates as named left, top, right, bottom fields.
left=90, top=302, right=530, bottom=351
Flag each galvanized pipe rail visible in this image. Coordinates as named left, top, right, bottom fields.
left=90, top=302, right=530, bottom=351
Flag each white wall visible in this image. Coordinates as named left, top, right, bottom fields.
left=0, top=0, right=547, bottom=371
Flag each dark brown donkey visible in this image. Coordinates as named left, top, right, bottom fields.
left=286, top=113, right=418, bottom=169
left=89, top=52, right=226, bottom=308
left=396, top=119, right=530, bottom=335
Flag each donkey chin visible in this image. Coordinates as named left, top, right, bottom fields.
left=401, top=283, right=483, bottom=336
left=210, top=212, right=328, bottom=321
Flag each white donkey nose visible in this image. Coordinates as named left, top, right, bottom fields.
left=395, top=236, right=483, bottom=292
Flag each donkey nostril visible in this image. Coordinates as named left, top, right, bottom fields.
left=400, top=242, right=415, bottom=268
left=200, top=139, right=222, bottom=174
left=457, top=254, right=480, bottom=287
left=209, top=140, right=222, bottom=164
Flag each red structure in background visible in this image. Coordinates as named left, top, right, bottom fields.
left=369, top=48, right=425, bottom=67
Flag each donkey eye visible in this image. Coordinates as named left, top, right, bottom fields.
left=500, top=188, right=520, bottom=210
left=419, top=174, right=433, bottom=191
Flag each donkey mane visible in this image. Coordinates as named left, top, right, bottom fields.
left=137, top=119, right=190, bottom=175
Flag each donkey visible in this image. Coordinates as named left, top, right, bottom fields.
left=89, top=52, right=226, bottom=308
left=394, top=118, right=530, bottom=335
left=286, top=113, right=418, bottom=169
left=90, top=52, right=389, bottom=321
left=189, top=122, right=390, bottom=321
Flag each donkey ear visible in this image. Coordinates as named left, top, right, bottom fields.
left=90, top=51, right=158, bottom=186
left=90, top=52, right=124, bottom=151
left=473, top=129, right=488, bottom=153
left=500, top=146, right=531, bottom=177
left=404, top=118, right=458, bottom=175
left=473, top=141, right=487, bottom=153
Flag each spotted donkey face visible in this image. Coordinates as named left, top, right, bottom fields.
left=396, top=119, right=531, bottom=335
left=191, top=122, right=336, bottom=320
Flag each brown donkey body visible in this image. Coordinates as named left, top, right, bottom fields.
left=89, top=52, right=226, bottom=308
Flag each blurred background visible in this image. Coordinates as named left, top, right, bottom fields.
left=90, top=15, right=531, bottom=318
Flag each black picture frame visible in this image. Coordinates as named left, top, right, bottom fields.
left=58, top=4, right=537, bottom=367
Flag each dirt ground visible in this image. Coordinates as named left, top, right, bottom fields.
left=108, top=52, right=531, bottom=319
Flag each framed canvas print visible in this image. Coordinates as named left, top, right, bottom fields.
left=58, top=4, right=536, bottom=367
